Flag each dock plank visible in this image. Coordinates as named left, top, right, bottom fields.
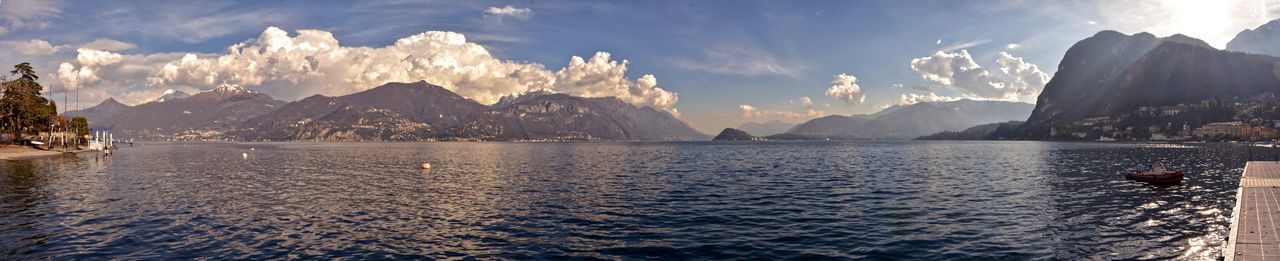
left=1228, top=162, right=1280, bottom=261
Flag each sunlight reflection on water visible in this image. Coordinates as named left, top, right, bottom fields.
left=0, top=141, right=1259, bottom=259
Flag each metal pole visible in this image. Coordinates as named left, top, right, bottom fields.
left=62, top=84, right=66, bottom=150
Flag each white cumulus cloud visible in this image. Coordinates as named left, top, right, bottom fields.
left=899, top=93, right=962, bottom=105
left=738, top=104, right=757, bottom=117
left=825, top=73, right=864, bottom=104
left=484, top=5, right=533, bottom=20
left=55, top=48, right=184, bottom=93
left=75, top=48, right=122, bottom=67
left=53, top=27, right=679, bottom=113
left=793, top=96, right=813, bottom=107
left=996, top=52, right=1049, bottom=94
left=551, top=52, right=677, bottom=114
left=908, top=50, right=1046, bottom=101
left=11, top=39, right=63, bottom=56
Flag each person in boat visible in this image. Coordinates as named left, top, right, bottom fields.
left=1135, top=162, right=1166, bottom=173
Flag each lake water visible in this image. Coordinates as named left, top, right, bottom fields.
left=0, top=141, right=1263, bottom=259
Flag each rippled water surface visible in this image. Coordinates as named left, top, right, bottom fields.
left=0, top=141, right=1263, bottom=259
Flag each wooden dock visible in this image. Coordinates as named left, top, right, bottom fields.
left=1226, top=161, right=1280, bottom=260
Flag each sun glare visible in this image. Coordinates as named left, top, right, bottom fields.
left=1164, top=0, right=1234, bottom=44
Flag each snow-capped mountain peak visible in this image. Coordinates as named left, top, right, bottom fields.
left=209, top=84, right=256, bottom=94
left=151, top=89, right=190, bottom=103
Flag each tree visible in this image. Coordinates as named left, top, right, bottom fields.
left=0, top=62, right=57, bottom=134
left=71, top=117, right=89, bottom=136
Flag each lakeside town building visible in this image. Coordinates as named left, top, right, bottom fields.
left=1193, top=121, right=1280, bottom=140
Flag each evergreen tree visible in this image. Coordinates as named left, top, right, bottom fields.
left=1, top=62, right=58, bottom=134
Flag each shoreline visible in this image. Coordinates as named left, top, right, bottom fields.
left=0, top=145, right=92, bottom=160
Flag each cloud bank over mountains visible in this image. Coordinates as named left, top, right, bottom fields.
left=737, top=104, right=825, bottom=124
left=50, top=27, right=678, bottom=114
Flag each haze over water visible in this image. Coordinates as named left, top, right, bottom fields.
left=0, top=141, right=1259, bottom=259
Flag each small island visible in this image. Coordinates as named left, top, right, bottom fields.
left=712, top=128, right=766, bottom=141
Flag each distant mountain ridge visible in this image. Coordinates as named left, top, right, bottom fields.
left=917, top=121, right=1024, bottom=140
left=736, top=120, right=794, bottom=136
left=490, top=89, right=557, bottom=109
left=77, top=81, right=706, bottom=141
left=1227, top=19, right=1280, bottom=57
left=65, top=98, right=130, bottom=125
left=87, top=84, right=286, bottom=139
left=444, top=93, right=707, bottom=141
left=779, top=99, right=1033, bottom=140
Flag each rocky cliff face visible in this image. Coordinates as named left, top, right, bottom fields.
left=1015, top=31, right=1280, bottom=139
left=1023, top=32, right=1205, bottom=131
left=1227, top=19, right=1280, bottom=57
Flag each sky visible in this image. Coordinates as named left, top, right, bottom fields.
left=1, top=0, right=1278, bottom=134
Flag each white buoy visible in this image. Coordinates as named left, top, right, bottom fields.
left=250, top=148, right=255, bottom=150
left=421, top=163, right=431, bottom=169
left=242, top=153, right=248, bottom=159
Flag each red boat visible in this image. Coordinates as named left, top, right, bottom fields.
left=1125, top=162, right=1184, bottom=183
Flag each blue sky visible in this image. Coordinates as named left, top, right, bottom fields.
left=1, top=0, right=1277, bottom=133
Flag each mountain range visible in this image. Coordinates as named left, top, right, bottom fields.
left=1011, top=29, right=1280, bottom=139
left=916, top=121, right=1025, bottom=140
left=776, top=99, right=1033, bottom=140
left=69, top=81, right=707, bottom=141
left=235, top=81, right=488, bottom=141
left=69, top=84, right=286, bottom=139
left=736, top=120, right=795, bottom=136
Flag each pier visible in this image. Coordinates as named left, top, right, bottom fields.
left=1226, top=161, right=1280, bottom=260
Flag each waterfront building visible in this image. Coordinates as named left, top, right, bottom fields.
left=1194, top=121, right=1249, bottom=138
